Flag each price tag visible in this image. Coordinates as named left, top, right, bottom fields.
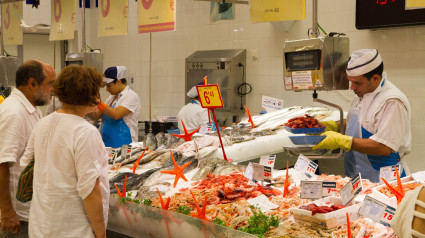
left=379, top=164, right=401, bottom=184
left=292, top=71, right=313, bottom=90
left=247, top=195, right=279, bottom=212
left=259, top=155, right=276, bottom=169
left=359, top=195, right=395, bottom=227
left=261, top=95, right=283, bottom=112
left=322, top=181, right=337, bottom=197
left=120, top=145, right=132, bottom=162
left=412, top=171, right=425, bottom=183
left=300, top=181, right=322, bottom=199
left=244, top=162, right=272, bottom=183
left=340, top=173, right=363, bottom=205
left=294, top=154, right=318, bottom=179
left=197, top=84, right=224, bottom=108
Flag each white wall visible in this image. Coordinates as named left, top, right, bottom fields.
left=22, top=0, right=425, bottom=172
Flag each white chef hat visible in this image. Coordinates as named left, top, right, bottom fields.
left=187, top=81, right=204, bottom=98
left=103, top=66, right=127, bottom=84
left=346, top=49, right=382, bottom=77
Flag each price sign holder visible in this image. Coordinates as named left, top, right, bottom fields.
left=340, top=173, right=363, bottom=205
left=294, top=154, right=318, bottom=179
left=300, top=181, right=337, bottom=199
left=379, top=164, right=401, bottom=185
left=197, top=83, right=228, bottom=161
left=359, top=195, right=396, bottom=227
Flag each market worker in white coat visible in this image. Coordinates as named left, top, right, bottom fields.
left=0, top=60, right=55, bottom=237
left=313, top=49, right=411, bottom=183
left=94, top=66, right=141, bottom=148
left=177, top=82, right=212, bottom=133
left=21, top=65, right=109, bottom=238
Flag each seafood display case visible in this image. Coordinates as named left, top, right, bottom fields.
left=185, top=49, right=246, bottom=127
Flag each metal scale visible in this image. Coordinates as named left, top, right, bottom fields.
left=283, top=0, right=349, bottom=159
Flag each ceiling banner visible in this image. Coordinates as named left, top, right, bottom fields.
left=250, top=0, right=305, bottom=23
left=49, top=0, right=76, bottom=41
left=138, top=0, right=176, bottom=33
left=2, top=2, right=23, bottom=45
left=98, top=0, right=128, bottom=37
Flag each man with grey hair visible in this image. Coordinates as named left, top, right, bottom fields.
left=313, top=49, right=411, bottom=182
left=0, top=60, right=56, bottom=237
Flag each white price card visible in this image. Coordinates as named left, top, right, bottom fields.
left=259, top=155, right=276, bottom=169
left=247, top=195, right=279, bottom=213
left=244, top=162, right=272, bottom=183
left=379, top=164, right=401, bottom=184
left=252, top=163, right=265, bottom=182
left=262, top=96, right=284, bottom=112
left=263, top=166, right=272, bottom=183
left=322, top=181, right=337, bottom=197
left=244, top=162, right=254, bottom=181
left=359, top=195, right=395, bottom=227
left=340, top=173, right=363, bottom=205
left=301, top=181, right=322, bottom=199
left=294, top=154, right=318, bottom=179
left=412, top=171, right=425, bottom=183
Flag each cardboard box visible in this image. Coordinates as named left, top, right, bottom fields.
left=292, top=196, right=361, bottom=229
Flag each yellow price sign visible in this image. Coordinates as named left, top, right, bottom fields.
left=197, top=84, right=224, bottom=108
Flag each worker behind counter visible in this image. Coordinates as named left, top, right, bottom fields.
left=0, top=60, right=56, bottom=237
left=90, top=66, right=141, bottom=148
left=313, top=49, right=411, bottom=183
left=177, top=82, right=216, bottom=133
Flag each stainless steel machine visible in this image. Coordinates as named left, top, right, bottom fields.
left=283, top=36, right=349, bottom=91
left=185, top=49, right=247, bottom=126
left=65, top=52, right=103, bottom=73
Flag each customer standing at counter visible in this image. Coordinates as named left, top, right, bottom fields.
left=21, top=65, right=109, bottom=238
left=0, top=60, right=55, bottom=237
left=95, top=66, right=141, bottom=148
left=177, top=82, right=212, bottom=133
left=313, top=49, right=411, bottom=183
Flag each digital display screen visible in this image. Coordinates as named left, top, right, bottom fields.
left=285, top=50, right=321, bottom=71
left=356, top=0, right=425, bottom=29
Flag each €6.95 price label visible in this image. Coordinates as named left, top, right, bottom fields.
left=294, top=154, right=318, bottom=179
left=197, top=84, right=224, bottom=109
left=359, top=195, right=396, bottom=227
left=340, top=173, right=363, bottom=205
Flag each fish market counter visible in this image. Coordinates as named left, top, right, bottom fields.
left=107, top=197, right=256, bottom=238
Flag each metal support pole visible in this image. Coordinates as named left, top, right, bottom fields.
left=311, top=0, right=319, bottom=38
left=149, top=32, right=152, bottom=133
left=81, top=0, right=86, bottom=52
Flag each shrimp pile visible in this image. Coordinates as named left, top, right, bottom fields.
left=378, top=181, right=422, bottom=198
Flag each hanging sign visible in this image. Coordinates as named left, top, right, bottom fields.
left=49, top=0, right=76, bottom=41
left=197, top=85, right=224, bottom=109
left=250, top=0, right=305, bottom=23
left=2, top=2, right=23, bottom=45
left=138, top=0, right=175, bottom=33
left=98, top=0, right=128, bottom=37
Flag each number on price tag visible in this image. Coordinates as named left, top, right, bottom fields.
left=340, top=173, right=363, bottom=205
left=294, top=154, right=318, bottom=179
left=379, top=164, right=401, bottom=184
left=197, top=84, right=224, bottom=108
left=322, top=181, right=337, bottom=197
left=259, top=155, right=276, bottom=169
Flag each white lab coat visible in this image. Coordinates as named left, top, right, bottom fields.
left=177, top=100, right=210, bottom=132
left=22, top=112, right=109, bottom=238
left=0, top=89, right=41, bottom=220
left=104, top=86, right=141, bottom=142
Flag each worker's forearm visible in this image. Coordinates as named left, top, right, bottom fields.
left=83, top=179, right=106, bottom=238
left=351, top=138, right=392, bottom=156
left=0, top=163, right=14, bottom=214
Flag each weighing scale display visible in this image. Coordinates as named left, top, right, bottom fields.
left=285, top=50, right=321, bottom=71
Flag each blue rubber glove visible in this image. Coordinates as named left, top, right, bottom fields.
left=312, top=131, right=352, bottom=152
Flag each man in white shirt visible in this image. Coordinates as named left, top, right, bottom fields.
left=0, top=60, right=56, bottom=237
left=313, top=49, right=411, bottom=182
